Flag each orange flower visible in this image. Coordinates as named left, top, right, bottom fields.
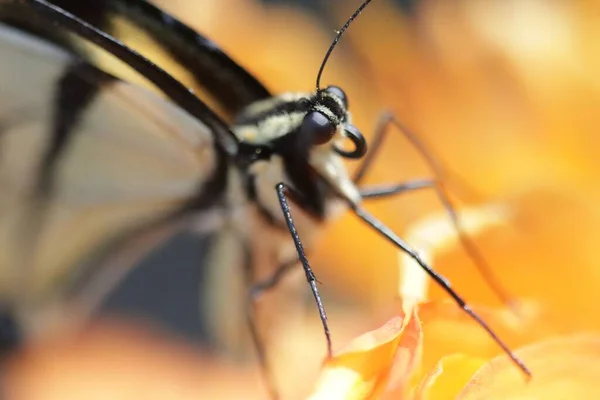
left=308, top=190, right=600, bottom=399
left=306, top=0, right=600, bottom=396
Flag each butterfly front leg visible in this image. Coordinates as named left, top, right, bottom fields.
left=243, top=182, right=331, bottom=400
left=354, top=111, right=513, bottom=305
left=273, top=183, right=331, bottom=355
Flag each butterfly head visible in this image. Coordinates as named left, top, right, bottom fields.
left=299, top=85, right=366, bottom=159
left=233, top=85, right=365, bottom=212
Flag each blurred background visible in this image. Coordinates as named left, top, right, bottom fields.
left=6, top=0, right=600, bottom=399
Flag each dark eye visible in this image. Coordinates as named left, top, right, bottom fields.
left=325, top=85, right=348, bottom=108
left=301, top=111, right=336, bottom=144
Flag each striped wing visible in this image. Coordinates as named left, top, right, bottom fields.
left=2, top=0, right=271, bottom=119
left=0, top=22, right=218, bottom=315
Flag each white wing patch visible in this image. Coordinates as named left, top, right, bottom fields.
left=0, top=23, right=216, bottom=306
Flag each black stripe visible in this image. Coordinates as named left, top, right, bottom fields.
left=40, top=0, right=111, bottom=27
left=36, top=61, right=116, bottom=198
left=13, top=0, right=239, bottom=157
left=17, top=0, right=272, bottom=116
left=0, top=0, right=111, bottom=55
left=36, top=56, right=232, bottom=299
left=111, top=0, right=271, bottom=115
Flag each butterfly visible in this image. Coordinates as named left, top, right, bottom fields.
left=0, top=0, right=530, bottom=396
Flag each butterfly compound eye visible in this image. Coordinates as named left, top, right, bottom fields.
left=302, top=111, right=336, bottom=145
left=325, top=85, right=348, bottom=108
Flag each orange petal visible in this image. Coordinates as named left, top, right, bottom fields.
left=398, top=202, right=511, bottom=306
left=308, top=308, right=421, bottom=400
left=418, top=299, right=547, bottom=373
left=425, top=190, right=600, bottom=334
left=414, top=354, right=487, bottom=400
left=457, top=334, right=600, bottom=399
left=396, top=189, right=600, bottom=377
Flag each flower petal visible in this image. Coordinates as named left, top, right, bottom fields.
left=417, top=299, right=548, bottom=374
left=398, top=202, right=511, bottom=306
left=414, top=354, right=487, bottom=400
left=424, top=190, right=600, bottom=333
left=308, top=307, right=421, bottom=400
left=457, top=334, right=600, bottom=399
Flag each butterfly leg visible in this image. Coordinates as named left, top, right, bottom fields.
left=359, top=178, right=513, bottom=305
left=354, top=111, right=463, bottom=188
left=350, top=203, right=531, bottom=376
left=244, top=180, right=331, bottom=399
left=354, top=111, right=512, bottom=305
left=348, top=112, right=529, bottom=375
left=273, top=183, right=331, bottom=356
left=359, top=179, right=434, bottom=199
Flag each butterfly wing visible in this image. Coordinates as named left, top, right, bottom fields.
left=0, top=22, right=222, bottom=322
left=2, top=0, right=271, bottom=119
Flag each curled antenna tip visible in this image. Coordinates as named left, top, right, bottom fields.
left=315, top=0, right=374, bottom=92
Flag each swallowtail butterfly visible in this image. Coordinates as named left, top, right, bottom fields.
left=0, top=0, right=530, bottom=396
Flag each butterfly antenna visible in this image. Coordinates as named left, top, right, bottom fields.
left=315, top=0, right=373, bottom=92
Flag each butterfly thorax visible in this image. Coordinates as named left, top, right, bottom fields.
left=231, top=89, right=361, bottom=229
